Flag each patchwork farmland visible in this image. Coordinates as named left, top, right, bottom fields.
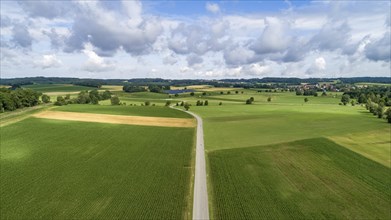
left=1, top=81, right=390, bottom=219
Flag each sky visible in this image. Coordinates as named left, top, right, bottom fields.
left=0, top=0, right=390, bottom=79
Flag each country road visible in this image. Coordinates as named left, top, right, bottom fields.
left=171, top=106, right=209, bottom=219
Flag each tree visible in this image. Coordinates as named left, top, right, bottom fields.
left=235, top=91, right=239, bottom=94
left=220, top=91, right=224, bottom=95
left=202, top=92, right=207, bottom=96
left=250, top=97, right=254, bottom=102
left=227, top=91, right=231, bottom=94
left=165, top=100, right=171, bottom=106
left=184, top=103, right=190, bottom=111
left=174, top=94, right=179, bottom=97
left=145, top=101, right=151, bottom=106
left=204, top=100, right=209, bottom=106
left=219, top=102, right=222, bottom=105
left=296, top=89, right=303, bottom=95
left=341, top=94, right=350, bottom=105
left=110, top=96, right=120, bottom=105
left=386, top=108, right=391, bottom=123
left=101, top=90, right=112, bottom=100
left=41, top=94, right=50, bottom=103
left=54, top=96, right=66, bottom=106
left=246, top=99, right=252, bottom=104
left=351, top=100, right=355, bottom=106
left=377, top=105, right=384, bottom=118
left=358, top=94, right=367, bottom=104
left=190, top=92, right=195, bottom=96
left=304, top=97, right=309, bottom=103
left=267, top=97, right=272, bottom=102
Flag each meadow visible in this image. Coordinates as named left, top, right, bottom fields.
left=208, top=138, right=390, bottom=219
left=1, top=109, right=195, bottom=219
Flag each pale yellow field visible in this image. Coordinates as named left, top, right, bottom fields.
left=329, top=128, right=391, bottom=167
left=34, top=111, right=196, bottom=128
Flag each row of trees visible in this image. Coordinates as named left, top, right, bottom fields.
left=123, top=85, right=147, bottom=93
left=365, top=99, right=391, bottom=123
left=343, top=87, right=391, bottom=106
left=0, top=88, right=42, bottom=112
left=54, top=90, right=112, bottom=106
left=196, top=100, right=209, bottom=106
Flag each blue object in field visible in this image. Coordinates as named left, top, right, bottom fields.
left=164, top=89, right=195, bottom=94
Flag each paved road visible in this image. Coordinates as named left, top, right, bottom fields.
left=171, top=106, right=209, bottom=219
left=187, top=111, right=209, bottom=220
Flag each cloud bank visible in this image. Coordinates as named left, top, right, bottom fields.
left=0, top=0, right=389, bottom=79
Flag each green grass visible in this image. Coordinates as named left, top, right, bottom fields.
left=1, top=118, right=195, bottom=219
left=191, top=103, right=390, bottom=151
left=207, top=138, right=390, bottom=219
left=0, top=104, right=52, bottom=127
left=54, top=104, right=193, bottom=118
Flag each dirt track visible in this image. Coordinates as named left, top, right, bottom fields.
left=33, top=111, right=196, bottom=127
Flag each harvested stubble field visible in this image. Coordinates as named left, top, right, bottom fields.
left=0, top=117, right=195, bottom=219
left=34, top=111, right=196, bottom=127
left=54, top=104, right=192, bottom=118
left=208, top=138, right=391, bottom=220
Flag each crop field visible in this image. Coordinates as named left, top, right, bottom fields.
left=0, top=117, right=195, bottom=219
left=54, top=104, right=192, bottom=118
left=208, top=138, right=390, bottom=219
left=187, top=90, right=390, bottom=218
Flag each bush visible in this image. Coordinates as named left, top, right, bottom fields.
left=341, top=94, right=350, bottom=105
left=204, top=100, right=208, bottom=106
left=41, top=94, right=50, bottom=103
left=219, top=102, right=222, bottom=105
left=165, top=101, right=171, bottom=106
left=386, top=108, right=391, bottom=123
left=145, top=101, right=151, bottom=106
left=267, top=97, right=272, bottom=102
left=110, top=96, right=120, bottom=105
left=246, top=99, right=252, bottom=104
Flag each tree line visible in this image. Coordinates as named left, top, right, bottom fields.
left=54, top=90, right=113, bottom=106
left=0, top=88, right=42, bottom=112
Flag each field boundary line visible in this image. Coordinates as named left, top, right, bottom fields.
left=33, top=111, right=196, bottom=128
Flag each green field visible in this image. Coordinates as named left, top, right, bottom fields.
left=187, top=91, right=390, bottom=218
left=1, top=117, right=195, bottom=219
left=54, top=104, right=192, bottom=118
left=22, top=84, right=93, bottom=92
left=208, top=138, right=390, bottom=219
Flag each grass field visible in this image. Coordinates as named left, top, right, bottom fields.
left=192, top=103, right=389, bottom=152
left=54, top=104, right=192, bottom=118
left=1, top=117, right=195, bottom=219
left=208, top=138, right=390, bottom=219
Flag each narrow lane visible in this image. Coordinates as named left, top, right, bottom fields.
left=171, top=106, right=209, bottom=219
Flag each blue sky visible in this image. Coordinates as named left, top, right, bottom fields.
left=0, top=0, right=390, bottom=79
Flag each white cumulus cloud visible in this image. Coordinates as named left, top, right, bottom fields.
left=82, top=43, right=115, bottom=72
left=34, top=54, right=62, bottom=69
left=206, top=2, right=220, bottom=14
